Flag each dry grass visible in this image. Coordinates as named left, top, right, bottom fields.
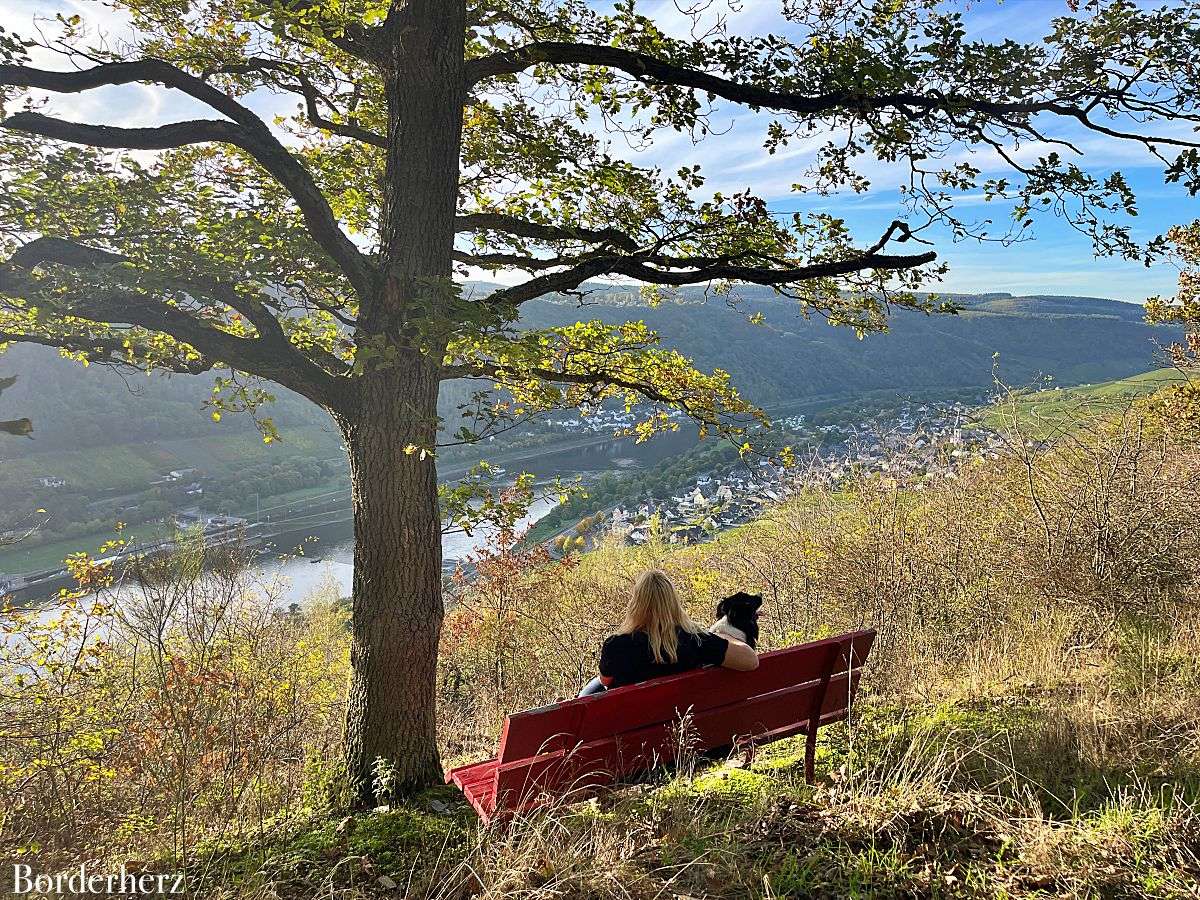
left=5, top=403, right=1200, bottom=897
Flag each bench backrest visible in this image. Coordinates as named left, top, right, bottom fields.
left=492, top=628, right=875, bottom=811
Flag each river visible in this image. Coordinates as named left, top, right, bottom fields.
left=7, top=426, right=700, bottom=608
left=258, top=494, right=561, bottom=605
left=242, top=427, right=700, bottom=605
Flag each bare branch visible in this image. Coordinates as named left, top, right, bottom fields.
left=466, top=42, right=1200, bottom=150
left=471, top=258, right=615, bottom=307
left=453, top=250, right=562, bottom=270
left=3, top=110, right=245, bottom=150
left=473, top=247, right=937, bottom=308
left=456, top=212, right=640, bottom=252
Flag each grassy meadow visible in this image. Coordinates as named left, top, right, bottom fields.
left=977, top=369, right=1190, bottom=436
left=2, top=392, right=1200, bottom=898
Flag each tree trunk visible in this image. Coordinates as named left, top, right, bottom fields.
left=339, top=0, right=467, bottom=805
left=339, top=360, right=445, bottom=804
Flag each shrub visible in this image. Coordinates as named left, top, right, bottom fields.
left=0, top=539, right=348, bottom=865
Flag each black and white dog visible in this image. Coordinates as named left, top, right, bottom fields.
left=710, top=591, right=763, bottom=648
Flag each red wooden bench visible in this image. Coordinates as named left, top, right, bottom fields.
left=446, top=628, right=876, bottom=820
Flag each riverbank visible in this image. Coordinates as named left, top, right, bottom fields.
left=0, top=426, right=692, bottom=584
left=2, top=494, right=562, bottom=608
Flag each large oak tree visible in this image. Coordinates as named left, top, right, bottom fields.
left=2, top=0, right=1198, bottom=802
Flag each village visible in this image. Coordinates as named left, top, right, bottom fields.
left=602, top=397, right=1006, bottom=546
left=543, top=405, right=685, bottom=434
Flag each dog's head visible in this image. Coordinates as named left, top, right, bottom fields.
left=715, top=591, right=763, bottom=646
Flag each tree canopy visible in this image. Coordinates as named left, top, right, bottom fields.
left=2, top=0, right=1194, bottom=446
left=1146, top=220, right=1200, bottom=429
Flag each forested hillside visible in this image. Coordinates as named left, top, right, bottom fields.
left=0, top=288, right=1174, bottom=566
left=2, top=288, right=1173, bottom=452
left=522, top=287, right=1169, bottom=405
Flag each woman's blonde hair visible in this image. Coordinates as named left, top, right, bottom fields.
left=618, top=569, right=700, bottom=664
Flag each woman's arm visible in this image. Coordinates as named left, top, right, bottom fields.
left=721, top=637, right=759, bottom=671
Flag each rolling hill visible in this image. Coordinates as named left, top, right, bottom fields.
left=0, top=287, right=1177, bottom=489
left=518, top=287, right=1174, bottom=405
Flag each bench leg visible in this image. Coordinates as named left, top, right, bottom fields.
left=804, top=644, right=840, bottom=784
left=803, top=723, right=819, bottom=783
left=741, top=739, right=757, bottom=768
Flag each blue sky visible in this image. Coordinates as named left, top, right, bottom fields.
left=3, top=0, right=1197, bottom=303
left=622, top=0, right=1199, bottom=303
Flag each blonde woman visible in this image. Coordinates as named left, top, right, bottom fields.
left=578, top=570, right=758, bottom=697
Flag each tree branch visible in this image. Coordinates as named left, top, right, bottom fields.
left=466, top=42, right=1200, bottom=149
left=0, top=329, right=212, bottom=375
left=292, top=75, right=387, bottom=147
left=443, top=358, right=760, bottom=436
left=1, top=236, right=346, bottom=404
left=0, top=61, right=380, bottom=299
left=273, top=0, right=383, bottom=61
left=3, top=111, right=243, bottom=150
left=472, top=259, right=614, bottom=307
left=445, top=360, right=684, bottom=406
left=212, top=59, right=387, bottom=147
left=474, top=247, right=937, bottom=308
left=456, top=212, right=640, bottom=252
left=453, top=250, right=563, bottom=270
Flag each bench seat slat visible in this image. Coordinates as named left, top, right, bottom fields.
left=447, top=759, right=498, bottom=797
left=446, top=757, right=497, bottom=788
left=461, top=779, right=497, bottom=818
left=459, top=761, right=498, bottom=791
left=445, top=758, right=500, bottom=817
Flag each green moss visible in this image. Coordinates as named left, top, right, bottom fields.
left=750, top=734, right=811, bottom=774
left=292, top=796, right=470, bottom=873
left=184, top=790, right=472, bottom=894
left=690, top=765, right=772, bottom=799
left=653, top=762, right=776, bottom=809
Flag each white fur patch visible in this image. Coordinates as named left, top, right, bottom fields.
left=709, top=617, right=748, bottom=644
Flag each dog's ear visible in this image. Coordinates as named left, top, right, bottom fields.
left=750, top=594, right=763, bottom=611
left=715, top=597, right=731, bottom=619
